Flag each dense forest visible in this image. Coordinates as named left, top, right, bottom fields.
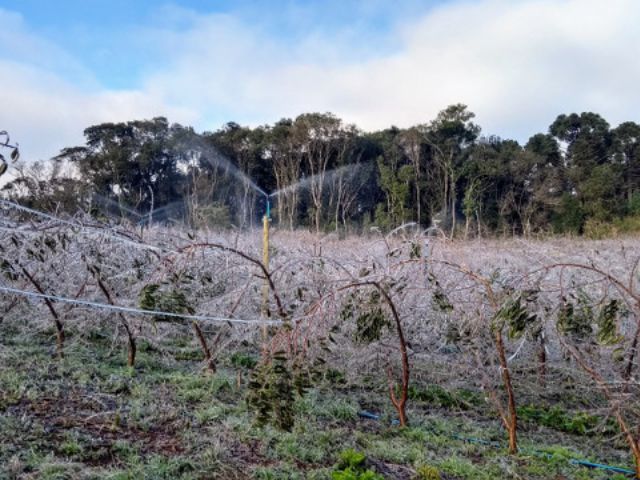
left=3, top=104, right=640, bottom=237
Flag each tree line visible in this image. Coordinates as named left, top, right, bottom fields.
left=3, top=104, right=640, bottom=236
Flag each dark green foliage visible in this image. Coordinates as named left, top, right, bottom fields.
left=552, top=194, right=585, bottom=234
left=444, top=323, right=462, bottom=345
left=230, top=352, right=258, bottom=369
left=246, top=352, right=297, bottom=431
left=557, top=297, right=624, bottom=348
left=246, top=349, right=324, bottom=431
left=332, top=449, right=384, bottom=480
left=596, top=299, right=623, bottom=345
left=341, top=291, right=390, bottom=344
left=6, top=109, right=640, bottom=236
left=409, top=241, right=422, bottom=259
left=138, top=283, right=195, bottom=322
left=429, top=274, right=454, bottom=313
left=375, top=155, right=413, bottom=230
left=355, top=306, right=389, bottom=344
left=556, top=295, right=593, bottom=341
left=324, top=368, right=346, bottom=385
left=629, top=192, right=640, bottom=216
left=1, top=259, right=19, bottom=281
left=493, top=294, right=537, bottom=339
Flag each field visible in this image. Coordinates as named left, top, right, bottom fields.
left=1, top=211, right=640, bottom=479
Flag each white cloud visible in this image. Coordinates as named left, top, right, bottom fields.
left=0, top=8, right=197, bottom=162
left=0, top=66, right=199, bottom=163
left=142, top=0, right=640, bottom=138
left=1, top=0, right=640, bottom=164
left=0, top=59, right=198, bottom=161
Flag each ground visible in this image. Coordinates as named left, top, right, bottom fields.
left=0, top=324, right=635, bottom=480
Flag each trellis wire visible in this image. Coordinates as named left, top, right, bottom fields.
left=0, top=285, right=282, bottom=326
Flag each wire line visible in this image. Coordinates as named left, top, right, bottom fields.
left=0, top=285, right=282, bottom=326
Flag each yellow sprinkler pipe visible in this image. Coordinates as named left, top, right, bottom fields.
left=261, top=198, right=271, bottom=339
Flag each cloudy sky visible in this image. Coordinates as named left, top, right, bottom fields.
left=1, top=0, right=639, bottom=162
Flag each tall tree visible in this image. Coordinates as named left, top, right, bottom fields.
left=370, top=128, right=412, bottom=230
left=56, top=117, right=187, bottom=216
left=397, top=126, right=428, bottom=225
left=267, top=119, right=304, bottom=229
left=612, top=122, right=640, bottom=210
left=2, top=160, right=88, bottom=213
left=549, top=113, right=618, bottom=221
left=208, top=122, right=270, bottom=226
left=293, top=113, right=352, bottom=233
left=326, top=129, right=367, bottom=232
left=425, top=104, right=480, bottom=236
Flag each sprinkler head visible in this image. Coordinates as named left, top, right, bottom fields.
left=265, top=198, right=271, bottom=220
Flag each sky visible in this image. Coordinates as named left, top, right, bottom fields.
left=1, top=0, right=639, bottom=162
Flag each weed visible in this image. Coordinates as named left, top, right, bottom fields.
left=194, top=403, right=228, bottom=425
left=331, top=449, right=384, bottom=480
left=325, top=398, right=359, bottom=421
left=231, top=352, right=258, bottom=369
left=415, top=464, right=441, bottom=480
left=58, top=438, right=83, bottom=457
left=324, top=368, right=347, bottom=385
left=437, top=456, right=490, bottom=479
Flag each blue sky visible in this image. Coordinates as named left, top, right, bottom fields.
left=2, top=1, right=436, bottom=88
left=1, top=0, right=639, bottom=162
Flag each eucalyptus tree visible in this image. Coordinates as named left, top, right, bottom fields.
left=292, top=112, right=354, bottom=233
left=486, top=138, right=564, bottom=235
left=265, top=119, right=303, bottom=229
left=326, top=131, right=370, bottom=232
left=397, top=125, right=429, bottom=225
left=424, top=104, right=480, bottom=236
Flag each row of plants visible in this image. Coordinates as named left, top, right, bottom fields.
left=1, top=209, right=639, bottom=476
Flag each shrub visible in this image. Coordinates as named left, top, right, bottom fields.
left=583, top=218, right=617, bottom=239
left=332, top=449, right=384, bottom=480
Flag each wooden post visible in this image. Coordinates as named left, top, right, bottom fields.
left=261, top=212, right=270, bottom=340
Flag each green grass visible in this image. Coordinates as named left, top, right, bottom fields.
left=517, top=403, right=617, bottom=436
left=0, top=324, right=634, bottom=480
